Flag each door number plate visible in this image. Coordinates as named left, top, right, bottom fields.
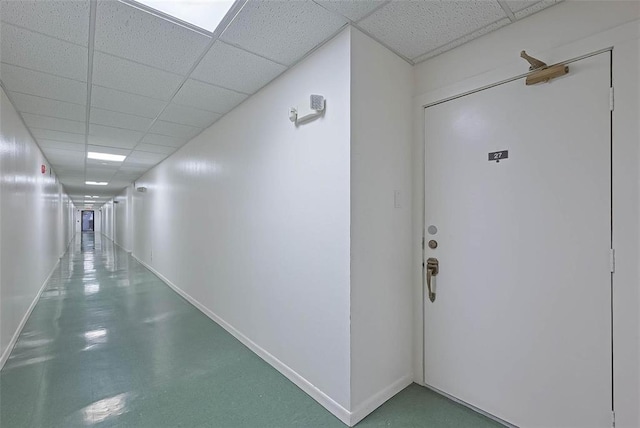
left=488, top=150, right=508, bottom=162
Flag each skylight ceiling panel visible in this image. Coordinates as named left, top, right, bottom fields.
left=22, top=113, right=86, bottom=135
left=1, top=24, right=88, bottom=81
left=172, top=79, right=247, bottom=114
left=191, top=42, right=287, bottom=95
left=31, top=129, right=86, bottom=145
left=220, top=0, right=348, bottom=66
left=89, top=124, right=144, bottom=149
left=314, top=0, right=386, bottom=21
left=90, top=107, right=153, bottom=132
left=91, top=85, right=166, bottom=119
left=141, top=133, right=186, bottom=148
left=135, top=143, right=178, bottom=155
left=358, top=0, right=508, bottom=60
left=38, top=140, right=86, bottom=153
left=159, top=103, right=221, bottom=128
left=0, top=0, right=90, bottom=46
left=95, top=0, right=211, bottom=75
left=9, top=92, right=86, bottom=122
left=92, top=52, right=183, bottom=100
left=0, top=64, right=87, bottom=105
left=149, top=120, right=201, bottom=140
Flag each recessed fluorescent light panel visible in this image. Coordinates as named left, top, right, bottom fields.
left=85, top=196, right=100, bottom=198
left=87, top=152, right=126, bottom=162
left=86, top=181, right=108, bottom=186
left=134, top=0, right=235, bottom=33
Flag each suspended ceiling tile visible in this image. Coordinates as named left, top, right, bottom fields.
left=90, top=85, right=166, bottom=119
left=22, top=113, right=86, bottom=135
left=90, top=107, right=153, bottom=132
left=135, top=143, right=178, bottom=155
left=89, top=124, right=144, bottom=149
left=38, top=140, right=86, bottom=152
left=191, top=42, right=287, bottom=95
left=159, top=103, right=221, bottom=128
left=504, top=0, right=542, bottom=13
left=92, top=52, right=182, bottom=100
left=126, top=150, right=167, bottom=164
left=42, top=147, right=86, bottom=162
left=314, top=0, right=386, bottom=21
left=1, top=24, right=87, bottom=81
left=9, top=92, right=86, bottom=122
left=412, top=18, right=511, bottom=63
left=95, top=0, right=211, bottom=75
left=148, top=120, right=201, bottom=139
left=359, top=0, right=507, bottom=60
left=31, top=128, right=85, bottom=144
left=513, top=0, right=562, bottom=19
left=118, top=163, right=149, bottom=172
left=172, top=79, right=247, bottom=114
left=0, top=0, right=90, bottom=46
left=141, top=133, right=186, bottom=147
left=220, top=0, right=347, bottom=65
left=0, top=63, right=87, bottom=104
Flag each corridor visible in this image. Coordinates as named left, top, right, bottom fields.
left=0, top=233, right=499, bottom=427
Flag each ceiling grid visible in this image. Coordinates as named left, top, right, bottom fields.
left=0, top=0, right=561, bottom=206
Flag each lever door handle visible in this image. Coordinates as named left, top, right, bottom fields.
left=426, top=257, right=439, bottom=302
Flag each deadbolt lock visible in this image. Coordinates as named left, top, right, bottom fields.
left=428, top=240, right=438, bottom=249
left=426, top=257, right=439, bottom=303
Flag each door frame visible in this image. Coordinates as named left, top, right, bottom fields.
left=81, top=209, right=95, bottom=232
left=420, top=47, right=614, bottom=425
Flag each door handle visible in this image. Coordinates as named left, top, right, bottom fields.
left=426, top=257, right=439, bottom=302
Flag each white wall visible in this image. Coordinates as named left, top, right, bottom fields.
left=411, top=3, right=640, bottom=427
left=114, top=185, right=133, bottom=252
left=349, top=29, right=413, bottom=422
left=0, top=88, right=74, bottom=366
left=131, top=28, right=353, bottom=417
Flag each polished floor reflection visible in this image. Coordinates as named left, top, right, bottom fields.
left=1, top=232, right=501, bottom=427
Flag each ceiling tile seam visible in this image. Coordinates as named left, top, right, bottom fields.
left=5, top=91, right=88, bottom=108
left=28, top=126, right=86, bottom=136
left=0, top=21, right=90, bottom=48
left=349, top=22, right=415, bottom=65
left=0, top=80, right=62, bottom=182
left=84, top=0, right=98, bottom=187
left=19, top=112, right=86, bottom=125
left=215, top=39, right=289, bottom=68
left=91, top=83, right=167, bottom=103
left=93, top=49, right=186, bottom=79
left=0, top=61, right=89, bottom=85
left=411, top=17, right=513, bottom=64
left=117, top=0, right=216, bottom=38
left=353, top=0, right=393, bottom=22
left=178, top=76, right=251, bottom=97
left=496, top=0, right=517, bottom=22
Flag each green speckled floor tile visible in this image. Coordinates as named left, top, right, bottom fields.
left=1, top=232, right=502, bottom=427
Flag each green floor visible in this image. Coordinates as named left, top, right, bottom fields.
left=0, top=233, right=502, bottom=427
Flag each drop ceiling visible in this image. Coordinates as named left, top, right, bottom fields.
left=0, top=0, right=560, bottom=207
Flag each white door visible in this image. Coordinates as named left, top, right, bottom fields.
left=423, top=52, right=612, bottom=427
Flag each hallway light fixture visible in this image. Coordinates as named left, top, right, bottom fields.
left=87, top=152, right=126, bottom=162
left=86, top=181, right=108, bottom=186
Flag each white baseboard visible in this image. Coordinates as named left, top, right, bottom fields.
left=349, top=375, right=413, bottom=426
left=132, top=255, right=353, bottom=426
left=0, top=259, right=60, bottom=370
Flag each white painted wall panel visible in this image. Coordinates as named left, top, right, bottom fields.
left=349, top=29, right=413, bottom=421
left=412, top=3, right=640, bottom=426
left=131, top=30, right=353, bottom=411
left=0, top=88, right=74, bottom=365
